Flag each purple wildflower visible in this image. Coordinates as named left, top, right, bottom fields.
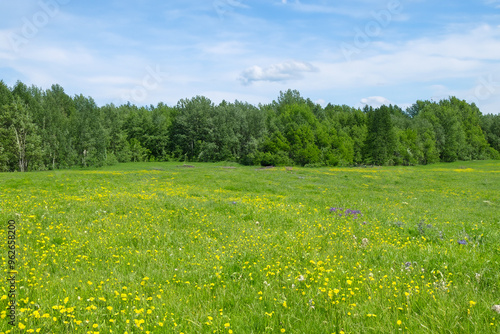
left=458, top=239, right=467, bottom=245
left=330, top=207, right=362, bottom=218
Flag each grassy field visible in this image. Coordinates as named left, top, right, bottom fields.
left=0, top=161, right=499, bottom=333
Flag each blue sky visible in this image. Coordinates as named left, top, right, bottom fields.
left=1, top=0, right=499, bottom=114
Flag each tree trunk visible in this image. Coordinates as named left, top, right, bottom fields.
left=13, top=127, right=26, bottom=172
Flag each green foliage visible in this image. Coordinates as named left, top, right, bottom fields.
left=0, top=81, right=15, bottom=171
left=129, top=138, right=150, bottom=162
left=39, top=84, right=76, bottom=169
left=481, top=113, right=500, bottom=158
left=1, top=97, right=42, bottom=171
left=0, top=82, right=497, bottom=172
left=169, top=96, right=214, bottom=161
left=396, top=128, right=421, bottom=165
left=364, top=105, right=398, bottom=165
left=72, top=94, right=108, bottom=167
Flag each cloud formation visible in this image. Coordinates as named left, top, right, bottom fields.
left=239, top=60, right=317, bottom=85
left=360, top=96, right=392, bottom=108
left=0, top=1, right=499, bottom=114
left=213, top=0, right=249, bottom=18
left=485, top=0, right=500, bottom=8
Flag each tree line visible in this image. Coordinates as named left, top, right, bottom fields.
left=0, top=80, right=499, bottom=172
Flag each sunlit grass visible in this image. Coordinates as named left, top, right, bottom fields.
left=0, top=161, right=499, bottom=333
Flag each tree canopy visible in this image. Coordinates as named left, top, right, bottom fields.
left=0, top=81, right=498, bottom=172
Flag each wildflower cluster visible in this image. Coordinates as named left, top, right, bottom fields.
left=0, top=162, right=497, bottom=332
left=329, top=207, right=362, bottom=218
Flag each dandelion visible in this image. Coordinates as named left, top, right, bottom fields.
left=134, top=319, right=145, bottom=327
left=470, top=301, right=476, bottom=307
left=397, top=320, right=402, bottom=325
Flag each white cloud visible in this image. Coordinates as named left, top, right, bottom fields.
left=485, top=0, right=500, bottom=8
left=285, top=1, right=358, bottom=16
left=295, top=24, right=500, bottom=97
left=315, top=98, right=326, bottom=106
left=282, top=0, right=406, bottom=19
left=360, top=96, right=392, bottom=107
left=213, top=0, right=249, bottom=18
left=239, top=60, right=317, bottom=85
left=1, top=1, right=499, bottom=115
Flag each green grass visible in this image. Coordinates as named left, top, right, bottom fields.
left=0, top=161, right=499, bottom=333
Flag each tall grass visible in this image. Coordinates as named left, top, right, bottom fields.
left=0, top=161, right=498, bottom=333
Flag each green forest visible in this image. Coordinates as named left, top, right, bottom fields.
left=1, top=80, right=499, bottom=172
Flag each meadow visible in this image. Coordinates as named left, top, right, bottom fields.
left=0, top=161, right=499, bottom=333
